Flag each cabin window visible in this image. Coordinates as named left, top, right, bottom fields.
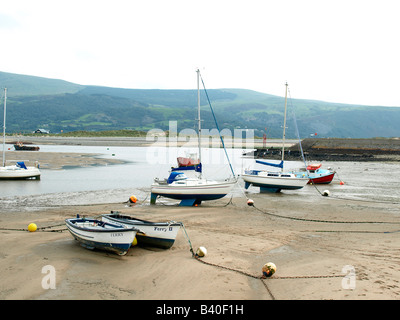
left=175, top=174, right=187, bottom=180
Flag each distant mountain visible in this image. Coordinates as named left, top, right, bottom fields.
left=1, top=71, right=399, bottom=138
left=0, top=71, right=83, bottom=96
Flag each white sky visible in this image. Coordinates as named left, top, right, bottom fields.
left=0, top=0, right=399, bottom=106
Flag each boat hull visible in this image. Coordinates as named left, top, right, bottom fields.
left=150, top=179, right=236, bottom=204
left=14, top=144, right=40, bottom=151
left=65, top=218, right=138, bottom=255
left=242, top=171, right=308, bottom=193
left=303, top=164, right=336, bottom=184
left=102, top=213, right=181, bottom=249
left=307, top=172, right=335, bottom=184
left=0, top=166, right=41, bottom=180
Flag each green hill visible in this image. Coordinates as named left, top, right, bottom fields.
left=1, top=71, right=400, bottom=138
left=0, top=71, right=83, bottom=96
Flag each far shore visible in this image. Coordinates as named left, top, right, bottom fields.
left=3, top=136, right=289, bottom=169
left=6, top=136, right=400, bottom=163
left=6, top=135, right=294, bottom=149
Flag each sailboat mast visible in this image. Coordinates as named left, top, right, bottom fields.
left=281, top=82, right=288, bottom=166
left=2, top=88, right=6, bottom=167
left=196, top=69, right=202, bottom=178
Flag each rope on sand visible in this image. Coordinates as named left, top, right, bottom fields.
left=181, top=220, right=342, bottom=300
left=251, top=203, right=400, bottom=225
left=0, top=223, right=67, bottom=233
left=192, top=253, right=344, bottom=300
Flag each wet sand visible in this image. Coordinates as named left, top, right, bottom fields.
left=7, top=135, right=293, bottom=149
left=1, top=190, right=399, bottom=300
left=1, top=151, right=126, bottom=169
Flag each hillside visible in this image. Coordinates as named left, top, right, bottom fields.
left=0, top=71, right=83, bottom=96
left=1, top=71, right=400, bottom=138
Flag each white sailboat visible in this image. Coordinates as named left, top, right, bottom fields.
left=150, top=69, right=237, bottom=206
left=0, top=88, right=41, bottom=180
left=241, top=83, right=308, bottom=193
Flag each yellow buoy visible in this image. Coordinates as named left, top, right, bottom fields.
left=196, top=246, right=207, bottom=257
left=262, top=262, right=276, bottom=278
left=129, top=195, right=137, bottom=203
left=132, top=237, right=138, bottom=246
left=28, top=223, right=37, bottom=232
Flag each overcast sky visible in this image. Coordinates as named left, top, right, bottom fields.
left=1, top=0, right=399, bottom=106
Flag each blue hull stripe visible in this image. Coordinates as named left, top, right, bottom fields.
left=70, top=234, right=131, bottom=255
left=250, top=182, right=303, bottom=190
left=153, top=193, right=227, bottom=201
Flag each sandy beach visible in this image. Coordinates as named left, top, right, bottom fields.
left=1, top=138, right=400, bottom=301
left=1, top=189, right=399, bottom=300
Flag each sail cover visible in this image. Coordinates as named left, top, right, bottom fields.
left=256, top=160, right=284, bottom=168
left=171, top=163, right=202, bottom=173
left=16, top=161, right=27, bottom=169
left=167, top=172, right=188, bottom=184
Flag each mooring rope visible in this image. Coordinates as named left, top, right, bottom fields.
left=312, top=229, right=400, bottom=234
left=193, top=250, right=345, bottom=282
left=181, top=220, right=343, bottom=300
left=251, top=203, right=400, bottom=225
left=0, top=223, right=67, bottom=232
left=193, top=252, right=345, bottom=300
left=180, top=223, right=195, bottom=256
left=192, top=253, right=276, bottom=299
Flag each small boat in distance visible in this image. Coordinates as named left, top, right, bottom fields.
left=0, top=161, right=41, bottom=180
left=65, top=216, right=139, bottom=255
left=305, top=163, right=335, bottom=184
left=102, top=211, right=182, bottom=249
left=14, top=141, right=40, bottom=151
left=1, top=88, right=41, bottom=180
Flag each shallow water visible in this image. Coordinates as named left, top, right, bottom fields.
left=1, top=144, right=399, bottom=211
left=0, top=145, right=248, bottom=210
